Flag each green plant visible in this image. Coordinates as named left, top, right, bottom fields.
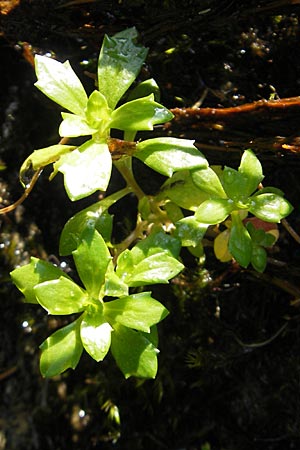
left=10, top=28, right=293, bottom=379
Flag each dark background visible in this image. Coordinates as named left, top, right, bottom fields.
left=1, top=1, right=300, bottom=449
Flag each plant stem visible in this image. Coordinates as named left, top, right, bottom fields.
left=114, top=157, right=145, bottom=200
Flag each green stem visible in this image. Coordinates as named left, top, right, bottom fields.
left=114, top=157, right=145, bottom=200
left=103, top=186, right=133, bottom=205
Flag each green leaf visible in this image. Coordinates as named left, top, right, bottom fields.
left=40, top=318, right=83, bottom=377
left=251, top=245, right=267, bottom=272
left=121, top=252, right=184, bottom=287
left=228, top=212, right=252, bottom=267
left=59, top=113, right=98, bottom=137
left=111, top=95, right=173, bottom=132
left=115, top=232, right=183, bottom=286
left=10, top=257, right=69, bottom=304
left=110, top=324, right=159, bottom=379
left=59, top=190, right=128, bottom=255
left=80, top=309, right=112, bottom=362
left=34, top=55, right=88, bottom=115
left=34, top=276, right=88, bottom=314
left=135, top=137, right=207, bottom=177
left=72, top=228, right=111, bottom=298
left=127, top=78, right=160, bottom=102
left=104, top=292, right=169, bottom=332
left=191, top=167, right=227, bottom=198
left=20, top=144, right=76, bottom=182
left=221, top=167, right=250, bottom=202
left=238, top=149, right=264, bottom=196
left=249, top=193, right=293, bottom=222
left=98, top=27, right=148, bottom=109
left=85, top=90, right=111, bottom=130
left=160, top=170, right=209, bottom=211
left=53, top=139, right=112, bottom=201
left=104, top=261, right=129, bottom=297
left=195, top=198, right=235, bottom=224
left=130, top=230, right=181, bottom=261
left=175, top=216, right=208, bottom=247
left=245, top=221, right=276, bottom=247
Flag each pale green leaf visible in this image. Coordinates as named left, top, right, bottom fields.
left=39, top=318, right=83, bottom=377
left=59, top=113, right=98, bottom=137
left=10, top=257, right=69, bottom=304
left=135, top=137, right=207, bottom=177
left=85, top=90, right=112, bottom=130
left=59, top=189, right=129, bottom=255
left=34, top=277, right=88, bottom=314
left=104, top=261, right=129, bottom=297
left=191, top=167, right=226, bottom=198
left=20, top=144, right=76, bottom=183
left=122, top=252, right=184, bottom=287
left=127, top=78, right=160, bottom=102
left=175, top=216, right=208, bottom=247
left=249, top=193, right=293, bottom=222
left=110, top=324, right=159, bottom=379
left=238, top=149, right=264, bottom=196
left=130, top=230, right=181, bottom=262
left=80, top=309, right=112, bottom=362
left=110, top=95, right=173, bottom=132
left=72, top=228, right=111, bottom=298
left=104, top=292, right=169, bottom=332
left=54, top=139, right=112, bottom=201
left=34, top=55, right=88, bottom=115
left=195, top=198, right=235, bottom=224
left=160, top=170, right=209, bottom=211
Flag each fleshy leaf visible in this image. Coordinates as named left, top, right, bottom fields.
left=39, top=318, right=83, bottom=377
left=221, top=167, right=250, bottom=202
left=34, top=277, right=88, bottom=314
left=10, top=257, right=69, bottom=304
left=80, top=309, right=112, bottom=362
left=135, top=137, right=207, bottom=177
left=85, top=90, right=111, bottom=130
left=98, top=27, right=148, bottom=109
left=59, top=113, right=98, bottom=137
left=35, top=55, right=88, bottom=115
left=127, top=78, right=160, bottom=102
left=104, top=261, right=129, bottom=297
left=72, top=228, right=111, bottom=298
left=110, top=95, right=173, bottom=132
left=251, top=245, right=267, bottom=272
left=130, top=230, right=181, bottom=261
left=53, top=139, right=112, bottom=201
left=160, top=170, right=209, bottom=211
left=121, top=252, right=184, bottom=287
left=20, top=144, right=76, bottom=183
left=104, top=292, right=169, bottom=332
left=249, top=193, right=293, bottom=222
left=59, top=190, right=128, bottom=255
left=175, top=216, right=208, bottom=247
left=214, top=229, right=232, bottom=262
left=110, top=324, right=159, bottom=379
left=228, top=212, right=252, bottom=267
left=238, top=149, right=264, bottom=196
left=191, top=167, right=227, bottom=198
left=195, top=198, right=235, bottom=224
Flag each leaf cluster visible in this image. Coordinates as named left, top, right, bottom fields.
left=11, top=27, right=293, bottom=380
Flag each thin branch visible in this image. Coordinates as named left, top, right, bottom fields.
left=0, top=168, right=42, bottom=215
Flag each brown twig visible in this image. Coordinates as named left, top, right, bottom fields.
left=0, top=168, right=42, bottom=215
left=170, top=96, right=300, bottom=122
